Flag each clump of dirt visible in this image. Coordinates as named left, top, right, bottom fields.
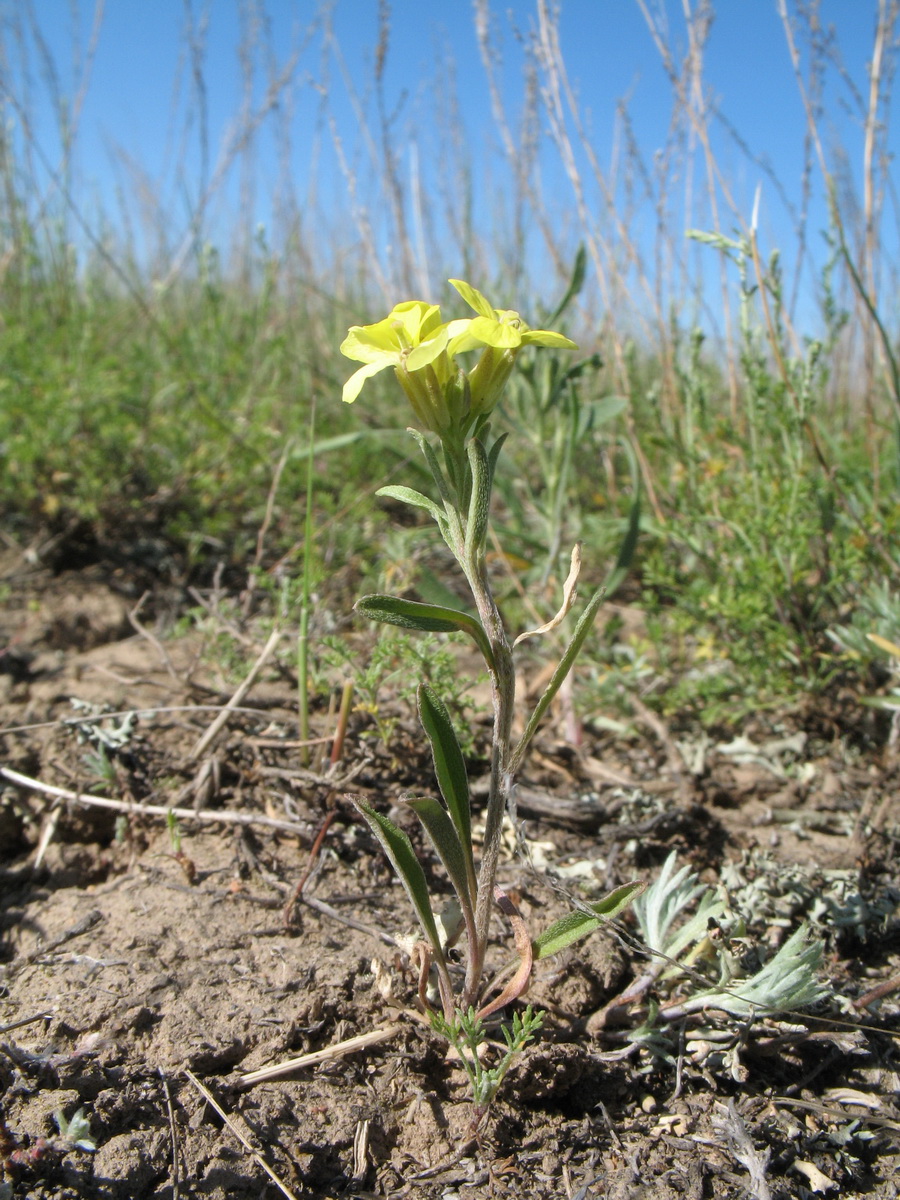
left=2, top=569, right=900, bottom=1198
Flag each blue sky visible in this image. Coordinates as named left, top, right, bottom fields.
left=3, top=1, right=894, bottom=332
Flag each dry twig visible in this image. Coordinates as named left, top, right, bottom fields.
left=237, top=1024, right=401, bottom=1087
left=189, top=626, right=283, bottom=760
left=0, top=766, right=308, bottom=840
left=182, top=1069, right=300, bottom=1200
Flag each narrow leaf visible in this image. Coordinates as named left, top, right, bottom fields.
left=509, top=581, right=605, bottom=774
left=417, top=685, right=474, bottom=883
left=408, top=428, right=453, bottom=508
left=586, top=394, right=628, bottom=425
left=604, top=477, right=641, bottom=597
left=289, top=428, right=407, bottom=457
left=353, top=798, right=444, bottom=958
left=487, top=432, right=508, bottom=485
left=376, top=485, right=445, bottom=524
left=509, top=450, right=641, bottom=772
left=404, top=795, right=474, bottom=916
left=547, top=244, right=587, bottom=325
left=533, top=880, right=646, bottom=960
left=355, top=595, right=495, bottom=669
left=465, top=438, right=491, bottom=560
left=868, top=632, right=900, bottom=658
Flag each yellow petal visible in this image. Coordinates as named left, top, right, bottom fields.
left=340, top=320, right=400, bottom=362
left=342, top=360, right=390, bottom=403
left=406, top=326, right=451, bottom=371
left=468, top=314, right=522, bottom=349
left=522, top=329, right=578, bottom=349
left=449, top=278, right=496, bottom=319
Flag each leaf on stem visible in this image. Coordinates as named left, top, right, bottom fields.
left=408, top=428, right=454, bottom=508
left=464, top=438, right=491, bottom=562
left=514, top=542, right=582, bottom=646
left=376, top=485, right=446, bottom=526
left=546, top=243, right=587, bottom=325
left=417, top=685, right=474, bottom=867
left=354, top=594, right=495, bottom=669
left=486, top=432, right=508, bottom=485
left=604, top=467, right=641, bottom=597
left=509, top=458, right=641, bottom=773
left=533, top=880, right=646, bottom=960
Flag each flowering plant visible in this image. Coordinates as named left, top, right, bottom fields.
left=341, top=277, right=642, bottom=1069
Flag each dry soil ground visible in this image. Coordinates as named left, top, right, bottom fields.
left=2, top=562, right=900, bottom=1199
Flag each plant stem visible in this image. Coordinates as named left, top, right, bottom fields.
left=462, top=556, right=516, bottom=1009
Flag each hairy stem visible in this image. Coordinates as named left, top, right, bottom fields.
left=462, top=554, right=516, bottom=1008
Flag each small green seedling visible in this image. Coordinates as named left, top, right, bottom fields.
left=54, top=1107, right=96, bottom=1152
left=165, top=809, right=197, bottom=885
left=429, top=1004, right=544, bottom=1126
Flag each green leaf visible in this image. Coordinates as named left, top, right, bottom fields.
left=353, top=798, right=444, bottom=958
left=533, top=881, right=646, bottom=960
left=604, top=451, right=641, bottom=597
left=547, top=244, right=587, bottom=325
left=408, top=428, right=454, bottom=509
left=355, top=595, right=494, bottom=669
left=465, top=438, right=491, bottom=560
left=417, top=685, right=474, bottom=879
left=487, top=432, right=508, bottom=485
left=414, top=567, right=477, bottom=613
left=376, top=485, right=445, bottom=525
left=289, top=428, right=406, bottom=457
left=587, top=394, right=628, bottom=425
left=509, top=580, right=607, bottom=773
left=404, top=795, right=474, bottom=916
left=54, top=1107, right=97, bottom=1152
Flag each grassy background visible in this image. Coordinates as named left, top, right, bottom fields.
left=2, top=2, right=899, bottom=728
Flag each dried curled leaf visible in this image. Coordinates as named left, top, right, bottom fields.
left=514, top=543, right=582, bottom=647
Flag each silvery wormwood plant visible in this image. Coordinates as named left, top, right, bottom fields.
left=340, top=279, right=642, bottom=1072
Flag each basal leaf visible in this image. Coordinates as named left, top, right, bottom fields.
left=478, top=886, right=534, bottom=1019
left=404, top=795, right=474, bottom=917
left=353, top=798, right=444, bottom=958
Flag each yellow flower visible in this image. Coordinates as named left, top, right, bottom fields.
left=340, top=281, right=577, bottom=429
left=340, top=300, right=446, bottom=404
left=445, top=280, right=577, bottom=415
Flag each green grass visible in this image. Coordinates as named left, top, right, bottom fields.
left=0, top=253, right=407, bottom=570
left=1, top=237, right=897, bottom=725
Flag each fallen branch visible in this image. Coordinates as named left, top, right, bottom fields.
left=0, top=766, right=308, bottom=839
left=237, top=1024, right=402, bottom=1087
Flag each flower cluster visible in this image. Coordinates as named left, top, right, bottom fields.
left=341, top=279, right=576, bottom=435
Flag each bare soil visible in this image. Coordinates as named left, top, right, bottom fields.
left=2, top=563, right=900, bottom=1199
